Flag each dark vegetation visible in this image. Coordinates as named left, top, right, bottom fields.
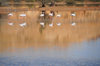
left=1, top=0, right=100, bottom=7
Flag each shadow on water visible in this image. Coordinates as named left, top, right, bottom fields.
left=39, top=25, right=45, bottom=34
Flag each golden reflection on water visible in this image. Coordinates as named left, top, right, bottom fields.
left=0, top=11, right=100, bottom=51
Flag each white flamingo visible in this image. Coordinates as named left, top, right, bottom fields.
left=40, top=13, right=44, bottom=17
left=49, top=23, right=53, bottom=27
left=19, top=23, right=26, bottom=28
left=71, top=12, right=76, bottom=16
left=49, top=13, right=53, bottom=16
left=19, top=13, right=26, bottom=17
left=40, top=22, right=44, bottom=27
left=71, top=23, right=76, bottom=26
left=8, top=13, right=13, bottom=16
left=57, top=13, right=61, bottom=17
left=8, top=22, right=13, bottom=26
left=56, top=23, right=61, bottom=26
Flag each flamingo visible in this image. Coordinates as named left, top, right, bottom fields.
left=40, top=13, right=44, bottom=17
left=71, top=12, right=76, bottom=16
left=8, top=13, right=13, bottom=16
left=57, top=13, right=61, bottom=17
left=70, top=23, right=76, bottom=26
left=40, top=22, right=44, bottom=27
left=49, top=23, right=53, bottom=27
left=19, top=13, right=26, bottom=17
left=40, top=13, right=44, bottom=21
left=8, top=22, right=13, bottom=26
left=19, top=23, right=26, bottom=28
left=49, top=13, right=53, bottom=16
left=56, top=23, right=61, bottom=26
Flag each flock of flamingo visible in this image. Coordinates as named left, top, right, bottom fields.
left=40, top=12, right=76, bottom=27
left=8, top=12, right=26, bottom=27
left=7, top=11, right=76, bottom=28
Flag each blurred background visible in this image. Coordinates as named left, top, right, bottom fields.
left=0, top=0, right=100, bottom=66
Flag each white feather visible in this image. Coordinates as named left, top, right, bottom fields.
left=40, top=22, right=44, bottom=27
left=71, top=23, right=76, bottom=26
left=49, top=13, right=53, bottom=16
left=71, top=12, right=76, bottom=16
left=8, top=13, right=13, bottom=16
left=19, top=23, right=26, bottom=27
left=57, top=13, right=61, bottom=17
left=40, top=14, right=44, bottom=17
left=19, top=13, right=26, bottom=17
left=8, top=22, right=13, bottom=26
left=56, top=23, right=61, bottom=26
left=49, top=23, right=53, bottom=27
left=40, top=22, right=44, bottom=25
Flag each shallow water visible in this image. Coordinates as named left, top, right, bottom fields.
left=0, top=38, right=100, bottom=66
left=0, top=10, right=100, bottom=66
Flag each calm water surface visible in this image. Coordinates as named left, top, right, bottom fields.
left=0, top=10, right=100, bottom=66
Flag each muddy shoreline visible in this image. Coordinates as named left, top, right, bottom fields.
left=0, top=6, right=100, bottom=14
